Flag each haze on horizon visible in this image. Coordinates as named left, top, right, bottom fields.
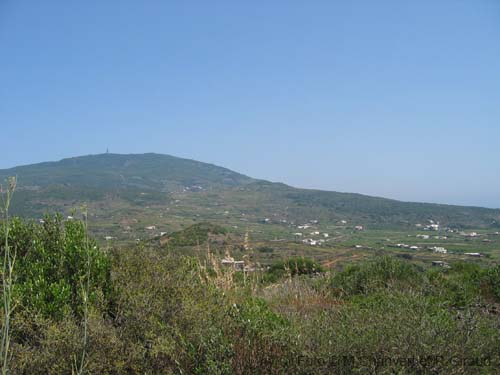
left=1, top=1, right=499, bottom=208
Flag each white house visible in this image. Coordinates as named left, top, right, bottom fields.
left=432, top=261, right=450, bottom=268
left=221, top=257, right=245, bottom=270
left=302, top=238, right=318, bottom=246
left=430, top=246, right=447, bottom=254
left=416, top=234, right=430, bottom=239
left=428, top=224, right=440, bottom=231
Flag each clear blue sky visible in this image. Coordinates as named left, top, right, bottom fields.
left=1, top=1, right=499, bottom=208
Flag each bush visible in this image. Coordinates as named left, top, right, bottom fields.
left=257, top=246, right=274, bottom=253
left=164, top=222, right=227, bottom=247
left=266, top=257, right=324, bottom=283
left=330, top=256, right=423, bottom=296
left=4, top=216, right=500, bottom=374
left=1, top=214, right=111, bottom=319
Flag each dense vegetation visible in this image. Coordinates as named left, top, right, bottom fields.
left=0, top=153, right=253, bottom=192
left=161, top=222, right=227, bottom=247
left=2, top=215, right=500, bottom=374
left=265, top=257, right=324, bottom=282
left=5, top=215, right=111, bottom=319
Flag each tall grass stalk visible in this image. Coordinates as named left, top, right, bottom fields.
left=0, top=177, right=16, bottom=375
left=74, top=206, right=91, bottom=375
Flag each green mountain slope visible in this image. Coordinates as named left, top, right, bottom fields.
left=1, top=153, right=499, bottom=233
left=0, top=153, right=254, bottom=191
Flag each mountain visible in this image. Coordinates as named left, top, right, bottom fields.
left=0, top=153, right=255, bottom=217
left=0, top=153, right=254, bottom=191
left=1, top=153, right=499, bottom=238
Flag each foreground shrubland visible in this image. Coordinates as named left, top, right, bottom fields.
left=1, top=216, right=500, bottom=374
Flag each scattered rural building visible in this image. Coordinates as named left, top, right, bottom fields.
left=221, top=257, right=245, bottom=270
left=430, top=246, right=447, bottom=254
left=462, top=232, right=479, bottom=237
left=395, top=244, right=419, bottom=250
left=354, top=225, right=364, bottom=231
left=464, top=252, right=482, bottom=257
left=424, top=224, right=440, bottom=231
left=416, top=234, right=430, bottom=239
left=145, top=225, right=156, bottom=230
left=303, top=238, right=319, bottom=246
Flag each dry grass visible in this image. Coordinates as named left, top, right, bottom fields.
left=0, top=177, right=16, bottom=375
left=197, top=242, right=236, bottom=291
left=260, top=276, right=342, bottom=317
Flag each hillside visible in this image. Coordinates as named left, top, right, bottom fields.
left=0, top=153, right=255, bottom=217
left=0, top=153, right=254, bottom=191
left=1, top=153, right=499, bottom=238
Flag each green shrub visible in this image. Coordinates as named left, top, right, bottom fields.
left=5, top=217, right=500, bottom=374
left=483, top=265, right=500, bottom=301
left=266, top=257, right=324, bottom=283
left=164, top=222, right=227, bottom=247
left=1, top=215, right=111, bottom=319
left=257, top=246, right=274, bottom=253
left=330, top=256, right=423, bottom=296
